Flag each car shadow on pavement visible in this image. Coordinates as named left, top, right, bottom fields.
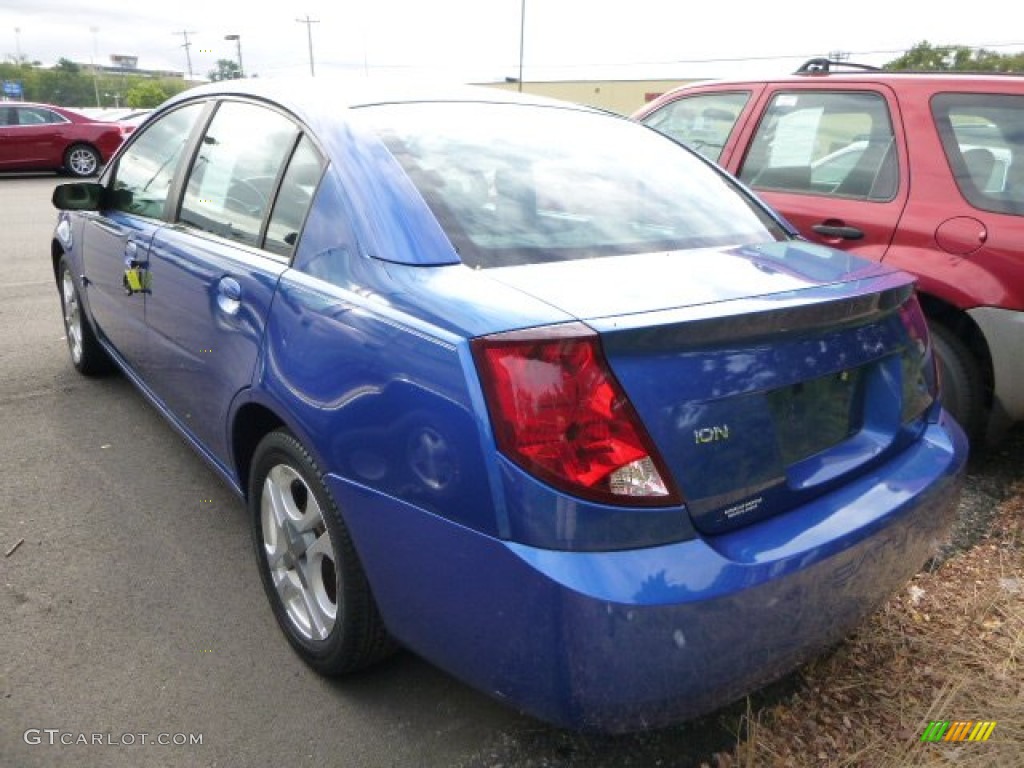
left=327, top=648, right=802, bottom=767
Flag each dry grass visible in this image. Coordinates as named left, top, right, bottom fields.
left=712, top=481, right=1024, bottom=768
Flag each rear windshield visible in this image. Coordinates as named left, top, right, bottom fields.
left=357, top=102, right=787, bottom=268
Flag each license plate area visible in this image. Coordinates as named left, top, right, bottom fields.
left=767, top=366, right=866, bottom=466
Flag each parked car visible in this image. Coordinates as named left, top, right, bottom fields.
left=0, top=102, right=130, bottom=176
left=96, top=108, right=153, bottom=128
left=51, top=78, right=966, bottom=732
left=636, top=60, right=1024, bottom=444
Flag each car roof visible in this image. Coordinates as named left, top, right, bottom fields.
left=7, top=101, right=77, bottom=112
left=658, top=68, right=1024, bottom=98
left=162, top=76, right=605, bottom=127
left=153, top=78, right=616, bottom=172
left=3, top=102, right=101, bottom=121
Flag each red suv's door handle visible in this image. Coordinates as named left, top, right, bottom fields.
left=812, top=223, right=864, bottom=240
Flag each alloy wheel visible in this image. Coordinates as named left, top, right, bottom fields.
left=67, top=147, right=98, bottom=176
left=260, top=464, right=338, bottom=641
left=62, top=268, right=83, bottom=364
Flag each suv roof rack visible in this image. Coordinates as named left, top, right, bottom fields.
left=795, top=58, right=882, bottom=75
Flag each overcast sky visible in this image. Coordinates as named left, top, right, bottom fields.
left=3, top=0, right=1022, bottom=83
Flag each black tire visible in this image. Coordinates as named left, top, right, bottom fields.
left=930, top=322, right=986, bottom=442
left=249, top=429, right=396, bottom=675
left=57, top=255, right=112, bottom=376
left=64, top=144, right=101, bottom=177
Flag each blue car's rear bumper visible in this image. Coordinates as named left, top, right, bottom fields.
left=328, top=413, right=966, bottom=732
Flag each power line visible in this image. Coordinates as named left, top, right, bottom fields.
left=351, top=41, right=1024, bottom=77
left=503, top=41, right=1024, bottom=73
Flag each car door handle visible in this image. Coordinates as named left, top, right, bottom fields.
left=216, top=276, right=242, bottom=315
left=811, top=223, right=864, bottom=240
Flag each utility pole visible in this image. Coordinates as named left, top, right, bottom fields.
left=14, top=26, right=21, bottom=61
left=296, top=16, right=319, bottom=76
left=175, top=29, right=197, bottom=80
left=518, top=1, right=525, bottom=92
left=90, top=27, right=101, bottom=107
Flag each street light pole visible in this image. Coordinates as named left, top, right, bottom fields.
left=224, top=34, right=243, bottom=78
left=296, top=16, right=319, bottom=76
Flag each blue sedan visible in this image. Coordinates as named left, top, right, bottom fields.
left=50, top=78, right=966, bottom=732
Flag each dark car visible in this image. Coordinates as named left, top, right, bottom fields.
left=50, top=78, right=966, bottom=732
left=635, top=59, right=1024, bottom=444
left=0, top=102, right=129, bottom=176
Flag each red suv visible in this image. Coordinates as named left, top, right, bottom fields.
left=635, top=60, right=1024, bottom=443
left=0, top=102, right=129, bottom=177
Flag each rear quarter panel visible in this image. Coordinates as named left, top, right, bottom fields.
left=255, top=267, right=502, bottom=536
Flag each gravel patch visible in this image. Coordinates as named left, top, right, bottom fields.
left=932, top=423, right=1024, bottom=567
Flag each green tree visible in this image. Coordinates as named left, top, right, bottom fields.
left=3, top=53, right=34, bottom=66
left=55, top=57, right=80, bottom=74
left=0, top=57, right=192, bottom=107
left=208, top=59, right=240, bottom=81
left=125, top=81, right=169, bottom=108
left=37, top=61, right=95, bottom=106
left=885, top=41, right=1024, bottom=72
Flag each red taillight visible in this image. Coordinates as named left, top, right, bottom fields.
left=471, top=323, right=680, bottom=506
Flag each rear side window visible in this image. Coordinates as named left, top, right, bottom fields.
left=179, top=101, right=299, bottom=247
left=15, top=107, right=66, bottom=125
left=641, top=91, right=750, bottom=162
left=739, top=91, right=898, bottom=202
left=264, top=135, right=324, bottom=257
left=932, top=93, right=1024, bottom=216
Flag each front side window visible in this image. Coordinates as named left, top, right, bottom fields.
left=179, top=101, right=299, bottom=247
left=110, top=102, right=205, bottom=219
left=739, top=91, right=898, bottom=202
left=358, top=103, right=786, bottom=269
left=641, top=91, right=750, bottom=162
left=932, top=93, right=1024, bottom=216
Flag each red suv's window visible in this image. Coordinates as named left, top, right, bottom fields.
left=639, top=91, right=750, bottom=162
left=739, top=91, right=898, bottom=202
left=932, top=93, right=1024, bottom=217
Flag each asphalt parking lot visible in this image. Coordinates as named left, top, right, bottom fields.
left=0, top=175, right=744, bottom=768
left=1, top=175, right=1020, bottom=768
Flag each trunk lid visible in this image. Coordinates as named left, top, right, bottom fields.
left=483, top=241, right=890, bottom=320
left=485, top=242, right=934, bottom=534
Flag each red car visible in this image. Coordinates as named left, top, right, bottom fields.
left=635, top=60, right=1024, bottom=443
left=0, top=102, right=130, bottom=177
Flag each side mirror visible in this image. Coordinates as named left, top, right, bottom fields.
left=52, top=182, right=105, bottom=211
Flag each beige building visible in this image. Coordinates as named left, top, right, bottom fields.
left=480, top=79, right=699, bottom=116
